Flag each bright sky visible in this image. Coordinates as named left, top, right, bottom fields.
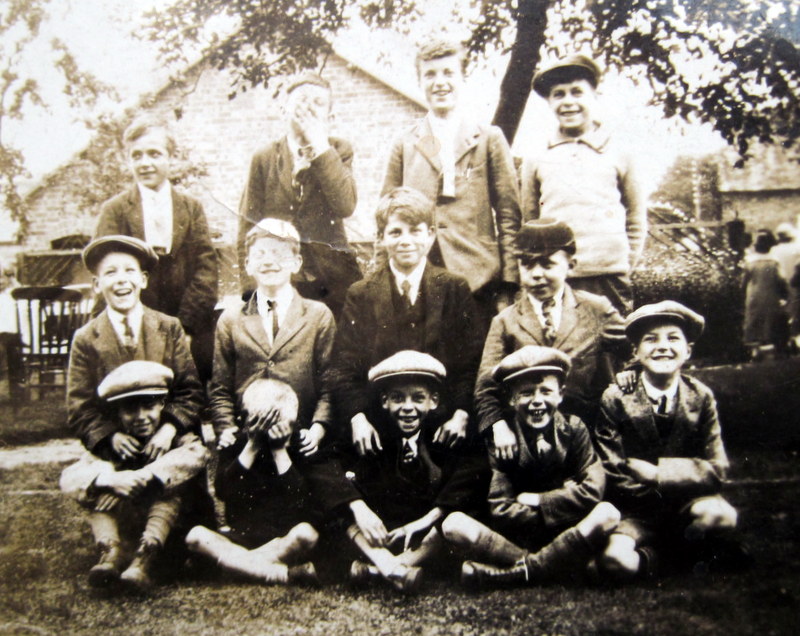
left=7, top=0, right=726, bottom=195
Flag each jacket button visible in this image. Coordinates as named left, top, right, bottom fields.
left=268, top=361, right=275, bottom=368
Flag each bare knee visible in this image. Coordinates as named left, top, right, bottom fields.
left=690, top=498, right=738, bottom=532
left=185, top=525, right=215, bottom=551
left=441, top=512, right=476, bottom=546
left=600, top=533, right=639, bottom=579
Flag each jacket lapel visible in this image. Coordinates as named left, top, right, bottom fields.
left=170, top=189, right=188, bottom=253
left=241, top=293, right=272, bottom=355
left=422, top=266, right=443, bottom=351
left=454, top=120, right=481, bottom=165
left=553, top=287, right=579, bottom=347
left=664, top=378, right=702, bottom=454
left=270, top=291, right=305, bottom=356
left=93, top=312, right=127, bottom=370
left=516, top=293, right=546, bottom=343
left=126, top=187, right=146, bottom=240
left=141, top=308, right=167, bottom=363
left=412, top=119, right=443, bottom=173
left=371, top=267, right=398, bottom=336
left=627, top=382, right=662, bottom=452
left=275, top=137, right=298, bottom=201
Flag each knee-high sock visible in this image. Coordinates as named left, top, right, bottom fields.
left=397, top=527, right=444, bottom=567
left=88, top=511, right=121, bottom=546
left=252, top=523, right=316, bottom=564
left=347, top=524, right=403, bottom=578
left=463, top=520, right=527, bottom=566
left=526, top=527, right=592, bottom=583
left=142, top=496, right=182, bottom=546
left=186, top=526, right=288, bottom=582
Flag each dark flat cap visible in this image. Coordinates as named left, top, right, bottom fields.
left=625, top=300, right=705, bottom=343
left=532, top=54, right=602, bottom=97
left=82, top=235, right=158, bottom=273
left=97, top=361, right=173, bottom=402
left=515, top=219, right=576, bottom=257
left=492, top=345, right=572, bottom=385
left=368, top=350, right=446, bottom=385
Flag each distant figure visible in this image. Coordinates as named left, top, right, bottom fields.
left=0, top=259, right=23, bottom=400
left=522, top=55, right=646, bottom=314
left=743, top=229, right=788, bottom=360
left=771, top=223, right=800, bottom=347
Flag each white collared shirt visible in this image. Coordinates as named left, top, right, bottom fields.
left=106, top=303, right=144, bottom=347
left=256, top=284, right=294, bottom=346
left=138, top=182, right=173, bottom=253
left=389, top=259, right=426, bottom=306
left=528, top=287, right=565, bottom=332
left=402, top=430, right=421, bottom=458
left=641, top=375, right=680, bottom=415
left=426, top=112, right=460, bottom=198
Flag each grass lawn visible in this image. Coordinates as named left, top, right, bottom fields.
left=1, top=456, right=799, bottom=635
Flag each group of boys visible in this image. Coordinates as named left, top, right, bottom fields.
left=57, top=36, right=742, bottom=596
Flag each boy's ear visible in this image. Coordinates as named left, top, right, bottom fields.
left=141, top=270, right=149, bottom=289
left=430, top=391, right=440, bottom=409
left=289, top=253, right=303, bottom=275
left=379, top=392, right=389, bottom=410
left=91, top=275, right=100, bottom=295
left=568, top=255, right=577, bottom=270
left=686, top=342, right=693, bottom=359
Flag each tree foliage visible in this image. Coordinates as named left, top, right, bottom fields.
left=652, top=154, right=722, bottom=221
left=0, top=0, right=115, bottom=239
left=144, top=0, right=800, bottom=158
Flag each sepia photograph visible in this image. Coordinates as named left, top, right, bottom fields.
left=0, top=0, right=798, bottom=633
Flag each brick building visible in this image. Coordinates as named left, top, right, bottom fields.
left=16, top=51, right=427, bottom=285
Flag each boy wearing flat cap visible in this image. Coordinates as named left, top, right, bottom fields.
left=333, top=187, right=482, bottom=458
left=68, top=236, right=205, bottom=463
left=448, top=345, right=620, bottom=588
left=344, top=350, right=491, bottom=593
left=593, top=301, right=742, bottom=580
left=60, top=361, right=209, bottom=591
left=475, top=219, right=627, bottom=460
left=185, top=378, right=325, bottom=586
left=521, top=54, right=646, bottom=314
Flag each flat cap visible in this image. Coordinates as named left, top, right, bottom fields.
left=625, top=300, right=705, bottom=343
left=97, top=360, right=173, bottom=402
left=492, top=345, right=572, bottom=385
left=245, top=218, right=301, bottom=245
left=532, top=54, right=602, bottom=98
left=83, top=235, right=158, bottom=273
left=515, top=219, right=576, bottom=257
left=368, top=350, right=446, bottom=385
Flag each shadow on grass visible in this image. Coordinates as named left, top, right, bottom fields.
left=0, top=395, right=69, bottom=447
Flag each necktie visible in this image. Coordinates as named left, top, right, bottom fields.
left=121, top=315, right=136, bottom=350
left=535, top=433, right=552, bottom=462
left=266, top=299, right=279, bottom=342
left=656, top=395, right=668, bottom=415
left=541, top=298, right=557, bottom=345
left=401, top=279, right=413, bottom=309
left=402, top=438, right=415, bottom=463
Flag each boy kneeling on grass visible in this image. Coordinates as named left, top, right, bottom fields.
left=448, top=345, right=620, bottom=588
left=185, top=377, right=320, bottom=586
left=594, top=301, right=746, bottom=580
left=60, top=361, right=209, bottom=592
left=345, top=350, right=490, bottom=593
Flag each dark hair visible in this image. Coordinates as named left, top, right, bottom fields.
left=415, top=37, right=468, bottom=75
left=122, top=116, right=176, bottom=155
left=286, top=72, right=331, bottom=95
left=375, top=187, right=436, bottom=237
left=754, top=229, right=777, bottom=254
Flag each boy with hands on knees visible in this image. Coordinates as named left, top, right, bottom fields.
left=345, top=351, right=490, bottom=593
left=60, top=361, right=209, bottom=592
left=445, top=346, right=620, bottom=588
left=593, top=301, right=744, bottom=580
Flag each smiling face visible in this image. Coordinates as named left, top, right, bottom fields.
left=546, top=79, right=597, bottom=137
left=635, top=322, right=692, bottom=384
left=418, top=54, right=464, bottom=117
left=381, top=213, right=434, bottom=275
left=518, top=250, right=573, bottom=302
left=93, top=252, right=148, bottom=315
left=509, top=374, right=563, bottom=431
left=126, top=130, right=171, bottom=191
left=381, top=381, right=439, bottom=437
left=117, top=395, right=166, bottom=440
left=245, top=235, right=302, bottom=295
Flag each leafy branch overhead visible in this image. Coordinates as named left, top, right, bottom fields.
left=144, top=0, right=800, bottom=157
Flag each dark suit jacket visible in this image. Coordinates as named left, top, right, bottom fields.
left=332, top=263, right=482, bottom=428
left=209, top=290, right=336, bottom=434
left=475, top=286, right=627, bottom=433
left=353, top=419, right=490, bottom=527
left=488, top=412, right=604, bottom=537
left=382, top=118, right=521, bottom=292
left=593, top=375, right=729, bottom=514
left=67, top=307, right=204, bottom=453
left=238, top=137, right=362, bottom=313
left=95, top=186, right=219, bottom=337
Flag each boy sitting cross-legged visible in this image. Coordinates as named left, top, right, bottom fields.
left=345, top=351, right=491, bottom=593
left=593, top=301, right=744, bottom=580
left=446, top=346, right=620, bottom=588
left=60, top=361, right=209, bottom=592
left=185, top=378, right=322, bottom=586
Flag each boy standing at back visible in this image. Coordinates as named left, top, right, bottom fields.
left=593, top=301, right=741, bottom=580
left=522, top=55, right=646, bottom=313
left=333, top=187, right=482, bottom=457
left=95, top=117, right=218, bottom=381
left=475, top=219, right=626, bottom=460
left=68, top=235, right=204, bottom=457
left=382, top=37, right=521, bottom=324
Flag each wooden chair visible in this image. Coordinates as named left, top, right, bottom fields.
left=11, top=286, right=88, bottom=400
